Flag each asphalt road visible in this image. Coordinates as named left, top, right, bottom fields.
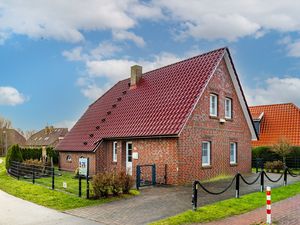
left=0, top=190, right=103, bottom=225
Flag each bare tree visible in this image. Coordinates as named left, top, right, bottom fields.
left=23, top=130, right=37, bottom=140
left=0, top=116, right=12, bottom=129
left=272, top=137, right=292, bottom=166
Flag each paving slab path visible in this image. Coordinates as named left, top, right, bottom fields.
left=201, top=194, right=300, bottom=225
left=0, top=190, right=103, bottom=225
left=66, top=172, right=300, bottom=225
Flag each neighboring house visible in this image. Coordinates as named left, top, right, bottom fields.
left=56, top=47, right=257, bottom=184
left=0, top=128, right=26, bottom=156
left=250, top=103, right=300, bottom=147
left=26, top=126, right=68, bottom=148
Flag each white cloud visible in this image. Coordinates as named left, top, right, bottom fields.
left=112, top=30, right=145, bottom=47
left=62, top=47, right=87, bottom=61
left=0, top=86, right=26, bottom=106
left=245, top=77, right=300, bottom=106
left=72, top=50, right=182, bottom=100
left=0, top=0, right=162, bottom=43
left=85, top=52, right=181, bottom=81
left=155, top=0, right=300, bottom=41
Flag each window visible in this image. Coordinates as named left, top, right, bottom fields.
left=253, top=121, right=260, bottom=136
left=66, top=155, right=72, bottom=162
left=210, top=94, right=218, bottom=116
left=202, top=141, right=211, bottom=166
left=230, top=142, right=237, bottom=164
left=113, top=141, right=117, bottom=162
left=225, top=98, right=232, bottom=119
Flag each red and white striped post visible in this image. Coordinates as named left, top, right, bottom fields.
left=266, top=186, right=272, bottom=224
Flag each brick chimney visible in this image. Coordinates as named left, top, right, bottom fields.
left=130, top=65, right=142, bottom=89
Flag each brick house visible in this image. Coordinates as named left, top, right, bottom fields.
left=56, top=47, right=257, bottom=184
left=26, top=126, right=68, bottom=148
left=250, top=103, right=300, bottom=147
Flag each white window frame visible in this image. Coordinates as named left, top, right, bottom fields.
left=230, top=142, right=237, bottom=164
left=210, top=94, right=218, bottom=117
left=113, top=141, right=117, bottom=162
left=225, top=97, right=232, bottom=119
left=202, top=141, right=211, bottom=166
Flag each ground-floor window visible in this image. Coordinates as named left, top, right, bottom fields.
left=113, top=141, right=117, bottom=162
left=202, top=141, right=211, bottom=166
left=230, top=142, right=237, bottom=164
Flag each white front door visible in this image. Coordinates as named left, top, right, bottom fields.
left=126, top=142, right=133, bottom=175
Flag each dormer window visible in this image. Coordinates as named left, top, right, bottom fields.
left=225, top=97, right=232, bottom=119
left=210, top=94, right=218, bottom=117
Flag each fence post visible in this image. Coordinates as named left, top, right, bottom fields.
left=86, top=158, right=90, bottom=199
left=52, top=167, right=55, bottom=190
left=136, top=165, right=141, bottom=190
left=192, top=181, right=198, bottom=211
left=32, top=165, right=35, bottom=184
left=152, top=164, right=156, bottom=186
left=17, top=162, right=20, bottom=180
left=235, top=173, right=240, bottom=198
left=260, top=171, right=264, bottom=192
left=79, top=175, right=82, bottom=197
left=284, top=168, right=288, bottom=186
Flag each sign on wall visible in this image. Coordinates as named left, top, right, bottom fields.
left=79, top=158, right=88, bottom=176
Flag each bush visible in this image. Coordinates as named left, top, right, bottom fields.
left=92, top=172, right=112, bottom=198
left=23, top=159, right=44, bottom=166
left=92, top=171, right=134, bottom=198
left=264, top=160, right=283, bottom=173
left=5, top=144, right=23, bottom=170
left=118, top=171, right=134, bottom=194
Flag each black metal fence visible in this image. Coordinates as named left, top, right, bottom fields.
left=9, top=161, right=91, bottom=198
left=191, top=168, right=299, bottom=211
left=252, top=158, right=300, bottom=171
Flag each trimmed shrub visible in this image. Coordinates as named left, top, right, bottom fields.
left=5, top=144, right=23, bottom=170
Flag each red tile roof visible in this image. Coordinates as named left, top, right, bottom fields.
left=250, top=103, right=300, bottom=147
left=57, top=47, right=253, bottom=152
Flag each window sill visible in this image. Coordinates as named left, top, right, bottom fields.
left=112, top=161, right=117, bottom=164
left=202, top=165, right=212, bottom=169
left=225, top=118, right=233, bottom=121
left=209, top=115, right=219, bottom=120
left=230, top=163, right=238, bottom=167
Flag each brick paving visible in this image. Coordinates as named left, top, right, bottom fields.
left=66, top=173, right=300, bottom=225
left=201, top=194, right=300, bottom=225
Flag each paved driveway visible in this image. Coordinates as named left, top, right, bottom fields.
left=66, top=173, right=300, bottom=225
left=0, top=190, right=102, bottom=225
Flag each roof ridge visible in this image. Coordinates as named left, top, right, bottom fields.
left=249, top=102, right=296, bottom=108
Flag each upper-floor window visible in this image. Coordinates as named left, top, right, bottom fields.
left=113, top=141, right=117, bottom=162
left=202, top=141, right=211, bottom=166
left=230, top=142, right=237, bottom=164
left=210, top=94, right=218, bottom=117
left=225, top=98, right=232, bottom=119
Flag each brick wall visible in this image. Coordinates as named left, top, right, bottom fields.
left=59, top=151, right=96, bottom=175
left=177, top=59, right=252, bottom=184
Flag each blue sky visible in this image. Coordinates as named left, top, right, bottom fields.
left=0, top=0, right=300, bottom=132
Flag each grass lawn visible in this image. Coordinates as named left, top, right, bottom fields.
left=152, top=181, right=300, bottom=225
left=0, top=157, right=139, bottom=211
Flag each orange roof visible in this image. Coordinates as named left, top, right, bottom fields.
left=249, top=103, right=300, bottom=147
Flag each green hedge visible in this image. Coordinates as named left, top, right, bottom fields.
left=252, top=146, right=300, bottom=161
left=19, top=147, right=59, bottom=164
